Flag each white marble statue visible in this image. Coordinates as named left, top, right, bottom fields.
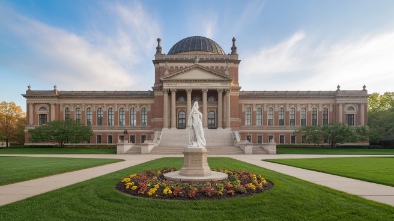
left=188, top=101, right=206, bottom=147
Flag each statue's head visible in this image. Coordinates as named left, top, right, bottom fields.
left=193, top=101, right=199, bottom=110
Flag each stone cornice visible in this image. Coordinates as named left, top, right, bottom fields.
left=23, top=90, right=154, bottom=99
left=161, top=64, right=232, bottom=81
left=240, top=90, right=369, bottom=99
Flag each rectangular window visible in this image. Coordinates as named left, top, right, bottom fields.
left=290, top=108, right=295, bottom=126
left=86, top=108, right=92, bottom=125
left=119, top=135, right=124, bottom=142
left=141, top=135, right=147, bottom=143
left=130, top=108, right=136, bottom=126
left=97, top=108, right=103, bottom=126
left=245, top=108, right=251, bottom=126
left=312, top=108, right=317, bottom=126
left=39, top=114, right=47, bottom=125
left=108, top=135, right=113, bottom=144
left=279, top=108, right=285, bottom=126
left=257, top=135, right=262, bottom=144
left=279, top=135, right=285, bottom=144
left=246, top=135, right=251, bottom=142
left=108, top=108, right=114, bottom=126
left=346, top=114, right=354, bottom=126
left=268, top=135, right=273, bottom=143
left=129, top=135, right=136, bottom=144
left=301, top=108, right=306, bottom=126
left=119, top=108, right=125, bottom=126
left=65, top=108, right=70, bottom=120
left=141, top=108, right=147, bottom=126
left=291, top=135, right=296, bottom=144
left=96, top=135, right=102, bottom=144
left=256, top=108, right=262, bottom=126
left=75, top=108, right=81, bottom=123
left=268, top=108, right=273, bottom=126
left=323, top=108, right=329, bottom=125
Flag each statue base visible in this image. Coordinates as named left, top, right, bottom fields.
left=164, top=147, right=228, bottom=181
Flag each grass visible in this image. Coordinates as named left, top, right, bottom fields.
left=0, top=148, right=116, bottom=154
left=266, top=157, right=394, bottom=187
left=277, top=147, right=394, bottom=155
left=0, top=156, right=123, bottom=185
left=0, top=157, right=393, bottom=221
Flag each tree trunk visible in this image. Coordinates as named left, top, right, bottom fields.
left=6, top=138, right=9, bottom=147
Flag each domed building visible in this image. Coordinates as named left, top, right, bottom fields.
left=23, top=36, right=368, bottom=154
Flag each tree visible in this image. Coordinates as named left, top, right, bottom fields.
left=368, top=92, right=394, bottom=146
left=29, top=119, right=93, bottom=147
left=0, top=101, right=25, bottom=147
left=295, top=125, right=322, bottom=145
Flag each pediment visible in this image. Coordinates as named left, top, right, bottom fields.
left=161, top=65, right=232, bottom=81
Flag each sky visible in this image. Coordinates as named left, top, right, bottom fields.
left=1, top=0, right=394, bottom=111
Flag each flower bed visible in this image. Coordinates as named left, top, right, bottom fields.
left=116, top=167, right=273, bottom=200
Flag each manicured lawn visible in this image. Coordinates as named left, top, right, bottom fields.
left=266, top=157, right=394, bottom=187
left=0, top=148, right=116, bottom=154
left=0, top=158, right=393, bottom=221
left=278, top=147, right=394, bottom=155
left=0, top=156, right=123, bottom=185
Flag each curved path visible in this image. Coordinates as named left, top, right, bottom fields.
left=0, top=154, right=393, bottom=207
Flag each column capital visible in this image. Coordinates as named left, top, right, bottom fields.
left=170, top=88, right=177, bottom=92
left=202, top=88, right=208, bottom=92
left=163, top=88, right=169, bottom=93
left=186, top=89, right=192, bottom=93
left=217, top=89, right=223, bottom=93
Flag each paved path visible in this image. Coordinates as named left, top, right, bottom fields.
left=1, top=154, right=394, bottom=207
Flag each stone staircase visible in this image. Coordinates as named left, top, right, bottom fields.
left=252, top=146, right=268, bottom=154
left=149, top=128, right=243, bottom=155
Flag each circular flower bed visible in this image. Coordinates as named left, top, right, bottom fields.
left=116, top=167, right=273, bottom=200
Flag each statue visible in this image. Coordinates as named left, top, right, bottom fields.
left=188, top=101, right=206, bottom=147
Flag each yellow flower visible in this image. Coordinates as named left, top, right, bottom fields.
left=129, top=174, right=137, bottom=178
left=121, top=177, right=131, bottom=183
left=131, top=186, right=138, bottom=190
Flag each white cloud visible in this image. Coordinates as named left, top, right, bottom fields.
left=241, top=31, right=394, bottom=93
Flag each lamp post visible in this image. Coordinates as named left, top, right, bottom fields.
left=123, top=130, right=128, bottom=143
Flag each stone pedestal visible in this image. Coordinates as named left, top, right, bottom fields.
left=180, top=147, right=211, bottom=176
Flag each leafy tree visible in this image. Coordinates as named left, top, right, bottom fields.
left=368, top=92, right=394, bottom=146
left=0, top=101, right=25, bottom=147
left=29, top=119, right=93, bottom=147
left=295, top=125, right=322, bottom=145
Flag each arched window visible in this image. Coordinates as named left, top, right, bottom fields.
left=279, top=107, right=285, bottom=126
left=290, top=108, right=296, bottom=126
left=108, top=108, right=114, bottom=126
left=312, top=108, right=317, bottom=126
left=208, top=96, right=216, bottom=102
left=130, top=108, right=136, bottom=126
left=97, top=108, right=103, bottom=125
left=86, top=108, right=92, bottom=125
left=75, top=107, right=81, bottom=123
left=39, top=106, right=47, bottom=111
left=323, top=108, right=329, bottom=125
left=178, top=111, right=186, bottom=129
left=119, top=108, right=125, bottom=126
left=65, top=107, right=70, bottom=119
left=245, top=108, right=251, bottom=126
left=347, top=106, right=355, bottom=111
left=38, top=106, right=47, bottom=125
left=208, top=111, right=216, bottom=129
left=268, top=108, right=273, bottom=126
left=256, top=107, right=262, bottom=126
left=141, top=107, right=147, bottom=126
left=177, top=96, right=185, bottom=102
left=301, top=108, right=306, bottom=126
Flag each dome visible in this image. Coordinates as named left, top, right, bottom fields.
left=168, top=36, right=225, bottom=55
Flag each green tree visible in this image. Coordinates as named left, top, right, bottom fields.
left=0, top=101, right=25, bottom=147
left=29, top=119, right=93, bottom=147
left=295, top=125, right=322, bottom=145
left=321, top=123, right=358, bottom=147
left=368, top=92, right=394, bottom=146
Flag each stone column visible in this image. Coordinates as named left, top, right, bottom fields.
left=202, top=89, right=208, bottom=127
left=171, top=89, right=177, bottom=128
left=339, top=103, right=343, bottom=123
left=186, top=89, right=192, bottom=126
left=217, top=89, right=223, bottom=128
left=226, top=89, right=231, bottom=128
left=163, top=89, right=169, bottom=128
left=29, top=103, right=33, bottom=125
left=51, top=103, right=55, bottom=121
left=360, top=103, right=365, bottom=126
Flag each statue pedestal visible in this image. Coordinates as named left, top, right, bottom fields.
left=180, top=147, right=211, bottom=177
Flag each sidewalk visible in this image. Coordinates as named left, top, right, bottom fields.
left=1, top=154, right=394, bottom=207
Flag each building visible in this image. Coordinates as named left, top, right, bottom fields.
left=23, top=36, right=368, bottom=153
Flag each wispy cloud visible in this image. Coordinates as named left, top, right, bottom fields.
left=241, top=31, right=394, bottom=93
left=232, top=0, right=265, bottom=34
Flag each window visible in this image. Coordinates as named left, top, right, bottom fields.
left=290, top=108, right=295, bottom=126
left=75, top=108, right=81, bottom=123
left=65, top=107, right=70, bottom=119
left=268, top=108, right=273, bottom=126
left=279, top=107, right=285, bottom=126
left=346, top=114, right=354, bottom=126
left=268, top=135, right=274, bottom=143
left=301, top=108, right=306, bottom=126
left=130, top=108, right=136, bottom=126
left=291, top=135, right=296, bottom=144
left=141, top=135, right=147, bottom=143
left=245, top=108, right=251, bottom=126
left=312, top=108, right=317, bottom=126
left=256, top=107, right=262, bottom=126
left=97, top=108, right=103, bottom=125
left=141, top=107, right=147, bottom=126
left=129, top=135, right=136, bottom=144
left=208, top=111, right=216, bottom=129
left=108, top=135, right=113, bottom=144
left=119, top=135, right=124, bottom=142
left=96, top=135, right=102, bottom=144
left=86, top=108, right=92, bottom=125
left=323, top=108, right=328, bottom=125
left=347, top=106, right=355, bottom=111
left=246, top=135, right=251, bottom=142
left=108, top=108, right=114, bottom=126
left=257, top=135, right=262, bottom=144
left=208, top=96, right=216, bottom=102
left=39, top=106, right=47, bottom=111
left=39, top=114, right=47, bottom=125
left=119, top=108, right=125, bottom=126
left=178, top=111, right=186, bottom=129
left=177, top=96, right=185, bottom=102
left=279, top=135, right=285, bottom=144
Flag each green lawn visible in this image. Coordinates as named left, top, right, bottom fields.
left=0, top=156, right=123, bottom=185
left=278, top=147, right=394, bottom=155
left=0, top=148, right=116, bottom=154
left=0, top=158, right=393, bottom=221
left=266, top=157, right=394, bottom=187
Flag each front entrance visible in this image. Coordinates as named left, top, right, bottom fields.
left=178, top=111, right=186, bottom=129
left=208, top=111, right=216, bottom=129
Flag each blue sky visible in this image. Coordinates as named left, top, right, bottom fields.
left=1, top=0, right=394, bottom=111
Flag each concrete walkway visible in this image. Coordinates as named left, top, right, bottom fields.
left=1, top=154, right=394, bottom=207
